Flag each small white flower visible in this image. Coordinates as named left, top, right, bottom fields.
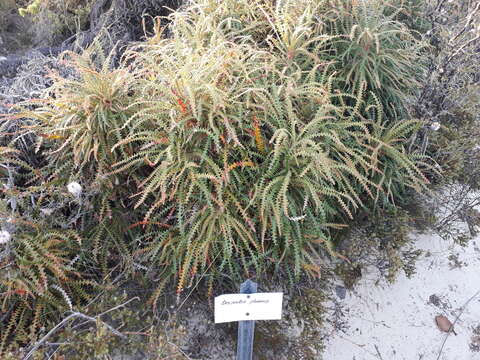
left=40, top=208, right=54, bottom=216
left=0, top=230, right=11, bottom=245
left=67, top=182, right=82, bottom=197
left=288, top=215, right=306, bottom=222
left=430, top=122, right=441, bottom=131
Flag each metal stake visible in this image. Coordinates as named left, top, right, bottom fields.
left=236, top=279, right=257, bottom=360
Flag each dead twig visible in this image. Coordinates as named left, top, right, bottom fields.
left=336, top=335, right=379, bottom=358
left=374, top=344, right=384, bottom=360
left=23, top=312, right=123, bottom=360
left=436, top=289, right=480, bottom=360
left=23, top=297, right=140, bottom=360
left=167, top=341, right=194, bottom=360
left=71, top=296, right=139, bottom=331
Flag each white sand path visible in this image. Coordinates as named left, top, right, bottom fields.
left=323, top=231, right=480, bottom=360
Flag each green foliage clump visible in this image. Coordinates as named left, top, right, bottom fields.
left=18, top=0, right=42, bottom=16
left=0, top=223, right=95, bottom=355
left=5, top=0, right=428, bottom=295
left=112, top=0, right=428, bottom=294
left=0, top=0, right=432, bottom=354
left=322, top=0, right=427, bottom=118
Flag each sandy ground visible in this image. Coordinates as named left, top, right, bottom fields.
left=323, top=231, right=480, bottom=360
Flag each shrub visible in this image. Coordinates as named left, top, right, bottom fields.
left=0, top=223, right=94, bottom=354
left=108, top=0, right=429, bottom=294
left=17, top=1, right=93, bottom=47
left=0, top=0, right=430, bottom=353
left=5, top=0, right=429, bottom=292
left=25, top=49, right=140, bottom=173
left=410, top=0, right=480, bottom=244
left=321, top=0, right=427, bottom=119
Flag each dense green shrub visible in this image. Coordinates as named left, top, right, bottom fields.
left=0, top=0, right=432, bottom=354
left=0, top=223, right=95, bottom=354
left=11, top=0, right=427, bottom=291
left=321, top=0, right=427, bottom=118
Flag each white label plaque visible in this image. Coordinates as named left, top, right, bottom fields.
left=214, top=292, right=283, bottom=323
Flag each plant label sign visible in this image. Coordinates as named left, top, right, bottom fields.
left=214, top=292, right=283, bottom=323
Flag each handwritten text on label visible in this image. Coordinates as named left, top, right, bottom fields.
left=214, top=292, right=283, bottom=323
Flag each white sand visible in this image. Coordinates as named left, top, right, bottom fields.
left=323, top=232, right=480, bottom=360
